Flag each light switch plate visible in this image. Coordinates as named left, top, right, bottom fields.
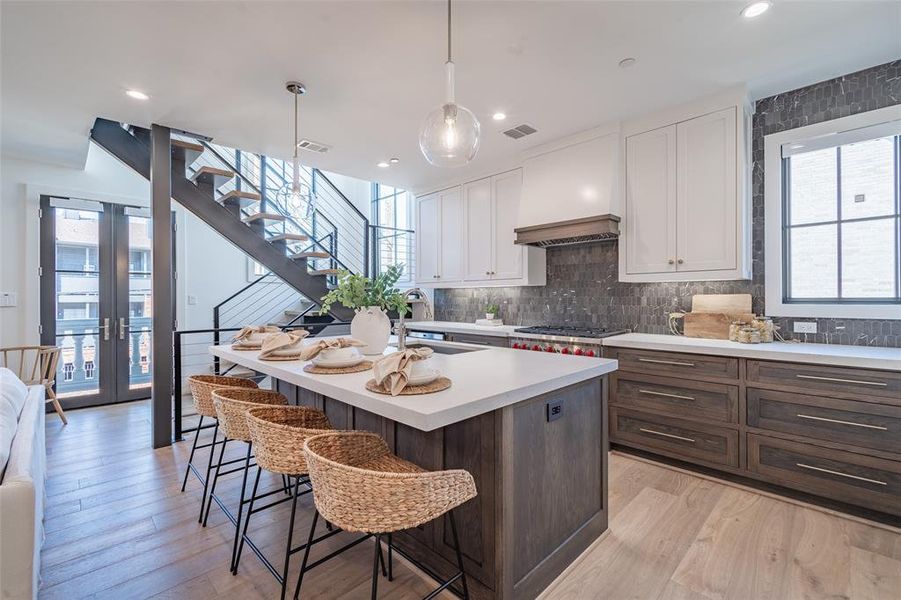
left=793, top=321, right=817, bottom=334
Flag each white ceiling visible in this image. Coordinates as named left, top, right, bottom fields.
left=2, top=1, right=900, bottom=192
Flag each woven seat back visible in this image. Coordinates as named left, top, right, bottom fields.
left=245, top=405, right=331, bottom=475
left=187, top=374, right=257, bottom=417
left=212, top=388, right=287, bottom=441
left=304, top=432, right=478, bottom=534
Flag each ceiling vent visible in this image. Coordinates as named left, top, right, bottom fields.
left=297, top=139, right=330, bottom=153
left=502, top=124, right=538, bottom=140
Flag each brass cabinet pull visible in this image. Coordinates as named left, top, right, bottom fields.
left=796, top=413, right=888, bottom=431
left=668, top=259, right=675, bottom=265
left=639, top=389, right=696, bottom=401
left=795, top=463, right=887, bottom=486
left=795, top=374, right=888, bottom=387
left=638, top=357, right=695, bottom=367
left=638, top=427, right=695, bottom=443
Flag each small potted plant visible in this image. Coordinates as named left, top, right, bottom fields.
left=485, top=304, right=500, bottom=321
left=319, top=265, right=409, bottom=355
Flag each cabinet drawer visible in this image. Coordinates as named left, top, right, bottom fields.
left=747, top=360, right=901, bottom=403
left=613, top=373, right=738, bottom=423
left=748, top=434, right=901, bottom=517
left=747, top=388, right=901, bottom=455
left=611, top=407, right=739, bottom=467
left=613, top=348, right=738, bottom=381
left=445, top=332, right=508, bottom=347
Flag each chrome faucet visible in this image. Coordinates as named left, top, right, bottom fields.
left=396, top=288, right=434, bottom=351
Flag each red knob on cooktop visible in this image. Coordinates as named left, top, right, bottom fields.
left=560, top=347, right=570, bottom=354
left=532, top=344, right=542, bottom=351
left=511, top=343, right=520, bottom=349
left=545, top=346, right=555, bottom=352
left=585, top=349, right=596, bottom=357
left=573, top=348, right=583, bottom=355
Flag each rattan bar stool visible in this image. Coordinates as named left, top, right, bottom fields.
left=240, top=405, right=357, bottom=600
left=205, top=388, right=290, bottom=571
left=182, top=374, right=257, bottom=523
left=298, top=431, right=477, bottom=600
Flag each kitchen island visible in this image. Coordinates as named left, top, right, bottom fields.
left=211, top=338, right=617, bottom=600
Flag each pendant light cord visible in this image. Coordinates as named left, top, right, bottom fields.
left=293, top=89, right=299, bottom=159
left=447, top=0, right=452, bottom=63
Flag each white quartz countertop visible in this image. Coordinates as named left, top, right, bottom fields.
left=403, top=321, right=519, bottom=338
left=211, top=337, right=617, bottom=431
left=602, top=333, right=901, bottom=371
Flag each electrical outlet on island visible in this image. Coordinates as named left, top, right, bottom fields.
left=793, top=321, right=817, bottom=334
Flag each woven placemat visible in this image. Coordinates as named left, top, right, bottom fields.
left=303, top=361, right=374, bottom=374
left=365, top=377, right=451, bottom=395
left=259, top=354, right=303, bottom=362
left=231, top=344, right=261, bottom=351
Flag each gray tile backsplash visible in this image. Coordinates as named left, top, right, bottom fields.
left=435, top=60, right=901, bottom=348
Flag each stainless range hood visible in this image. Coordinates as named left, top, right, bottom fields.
left=514, top=214, right=620, bottom=247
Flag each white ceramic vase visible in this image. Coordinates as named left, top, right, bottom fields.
left=351, top=306, right=391, bottom=355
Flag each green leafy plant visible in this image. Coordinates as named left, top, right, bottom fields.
left=486, top=304, right=500, bottom=315
left=318, top=264, right=409, bottom=316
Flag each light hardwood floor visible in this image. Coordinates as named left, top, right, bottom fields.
left=42, top=401, right=901, bottom=600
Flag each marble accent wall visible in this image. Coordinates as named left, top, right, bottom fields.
left=435, top=60, right=901, bottom=348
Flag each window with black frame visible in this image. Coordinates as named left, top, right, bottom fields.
left=782, top=133, right=901, bottom=304
left=371, top=183, right=414, bottom=282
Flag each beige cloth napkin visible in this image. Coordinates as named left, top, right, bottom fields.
left=232, top=325, right=281, bottom=346
left=299, top=337, right=366, bottom=361
left=372, top=347, right=434, bottom=395
left=259, top=330, right=310, bottom=358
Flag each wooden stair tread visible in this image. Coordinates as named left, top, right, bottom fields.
left=171, top=139, right=204, bottom=152
left=190, top=166, right=235, bottom=185
left=310, top=269, right=341, bottom=276
left=268, top=233, right=309, bottom=242
left=290, top=251, right=330, bottom=259
left=220, top=190, right=261, bottom=205
left=242, top=212, right=286, bottom=223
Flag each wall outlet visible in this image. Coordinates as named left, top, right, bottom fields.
left=187, top=295, right=197, bottom=305
left=547, top=400, right=563, bottom=422
left=0, top=292, right=17, bottom=307
left=793, top=321, right=818, bottom=334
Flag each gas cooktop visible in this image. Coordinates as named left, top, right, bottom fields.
left=514, top=325, right=627, bottom=339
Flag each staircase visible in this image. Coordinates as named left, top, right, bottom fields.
left=90, top=118, right=358, bottom=322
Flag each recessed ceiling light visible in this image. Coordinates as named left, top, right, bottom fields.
left=377, top=161, right=390, bottom=168
left=618, top=58, right=637, bottom=68
left=741, top=1, right=771, bottom=18
left=389, top=157, right=400, bottom=164
left=492, top=112, right=507, bottom=121
left=125, top=89, right=149, bottom=100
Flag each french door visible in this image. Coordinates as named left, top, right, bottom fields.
left=40, top=196, right=166, bottom=409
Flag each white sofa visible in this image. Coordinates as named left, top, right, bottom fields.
left=0, top=367, right=46, bottom=600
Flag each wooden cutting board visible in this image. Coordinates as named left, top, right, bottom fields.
left=691, top=294, right=752, bottom=314
left=683, top=312, right=755, bottom=339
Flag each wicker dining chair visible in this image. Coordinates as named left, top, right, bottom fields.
left=240, top=405, right=334, bottom=600
left=0, top=345, right=65, bottom=424
left=182, top=374, right=259, bottom=522
left=299, top=431, right=477, bottom=600
left=206, top=388, right=288, bottom=571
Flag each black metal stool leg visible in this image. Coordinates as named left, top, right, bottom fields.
left=233, top=466, right=262, bottom=575
left=230, top=442, right=253, bottom=572
left=180, top=415, right=203, bottom=492
left=293, top=510, right=319, bottom=600
left=449, top=511, right=470, bottom=599
left=387, top=533, right=393, bottom=582
left=202, top=436, right=229, bottom=526
left=198, top=421, right=219, bottom=523
left=280, top=476, right=302, bottom=600
left=370, top=534, right=381, bottom=600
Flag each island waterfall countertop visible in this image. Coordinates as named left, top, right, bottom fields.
left=210, top=337, right=617, bottom=431
left=402, top=320, right=519, bottom=337
left=601, top=332, right=901, bottom=371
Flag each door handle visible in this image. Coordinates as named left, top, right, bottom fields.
left=119, top=317, right=128, bottom=340
left=100, top=317, right=111, bottom=341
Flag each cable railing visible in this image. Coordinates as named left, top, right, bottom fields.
left=370, top=224, right=415, bottom=284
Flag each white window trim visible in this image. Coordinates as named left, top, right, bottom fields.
left=764, top=104, right=901, bottom=320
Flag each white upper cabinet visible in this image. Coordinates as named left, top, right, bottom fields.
left=676, top=107, right=738, bottom=272
left=415, top=187, right=462, bottom=284
left=625, top=124, right=677, bottom=274
left=416, top=168, right=545, bottom=289
left=620, top=90, right=751, bottom=282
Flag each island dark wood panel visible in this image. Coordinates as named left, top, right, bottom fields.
left=274, top=377, right=609, bottom=600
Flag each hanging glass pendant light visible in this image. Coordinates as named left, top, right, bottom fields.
left=419, top=0, right=481, bottom=167
left=276, top=81, right=314, bottom=219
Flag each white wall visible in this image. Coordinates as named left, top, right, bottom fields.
left=0, top=143, right=260, bottom=348
left=322, top=170, right=371, bottom=219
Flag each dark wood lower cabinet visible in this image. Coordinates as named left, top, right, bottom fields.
left=274, top=376, right=608, bottom=599
left=606, top=347, right=901, bottom=523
